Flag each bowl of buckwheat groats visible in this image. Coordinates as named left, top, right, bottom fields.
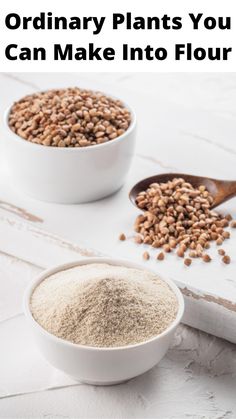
left=4, top=87, right=136, bottom=203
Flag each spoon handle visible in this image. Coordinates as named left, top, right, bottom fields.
left=214, top=180, right=236, bottom=207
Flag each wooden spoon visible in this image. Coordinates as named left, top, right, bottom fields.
left=129, top=173, right=236, bottom=210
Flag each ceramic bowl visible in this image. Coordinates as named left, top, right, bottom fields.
left=24, top=258, right=184, bottom=386
left=3, top=93, right=136, bottom=204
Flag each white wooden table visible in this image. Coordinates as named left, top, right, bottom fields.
left=0, top=252, right=236, bottom=418
left=1, top=73, right=236, bottom=418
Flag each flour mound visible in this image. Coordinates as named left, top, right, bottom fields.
left=31, top=263, right=178, bottom=348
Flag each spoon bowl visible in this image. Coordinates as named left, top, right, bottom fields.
left=129, top=173, right=236, bottom=210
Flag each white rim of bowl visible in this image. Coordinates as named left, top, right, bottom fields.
left=4, top=90, right=136, bottom=152
left=24, top=257, right=185, bottom=352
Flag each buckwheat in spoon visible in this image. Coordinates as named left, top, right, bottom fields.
left=124, top=173, right=236, bottom=266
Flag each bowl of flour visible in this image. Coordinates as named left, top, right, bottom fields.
left=24, top=258, right=184, bottom=385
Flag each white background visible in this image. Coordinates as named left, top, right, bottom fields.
left=0, top=0, right=235, bottom=71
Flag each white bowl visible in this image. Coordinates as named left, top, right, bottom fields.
left=24, top=258, right=184, bottom=385
left=3, top=94, right=136, bottom=204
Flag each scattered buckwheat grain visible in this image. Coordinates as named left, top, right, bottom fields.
left=218, top=249, right=225, bottom=256
left=157, top=252, right=165, bottom=261
left=184, top=258, right=192, bottom=267
left=134, top=235, right=143, bottom=244
left=177, top=248, right=185, bottom=258
left=119, top=233, right=126, bottom=241
left=202, top=254, right=211, bottom=263
left=231, top=221, right=236, bottom=228
left=222, top=255, right=231, bottom=264
left=222, top=231, right=230, bottom=239
left=163, top=244, right=171, bottom=253
left=143, top=251, right=150, bottom=260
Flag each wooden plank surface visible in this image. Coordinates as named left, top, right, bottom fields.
left=0, top=72, right=236, bottom=343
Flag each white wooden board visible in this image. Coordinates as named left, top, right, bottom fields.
left=0, top=72, right=236, bottom=343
